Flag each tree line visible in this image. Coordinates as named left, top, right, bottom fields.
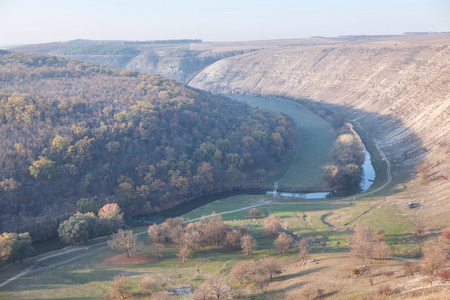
left=0, top=51, right=296, bottom=240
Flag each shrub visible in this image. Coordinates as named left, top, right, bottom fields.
left=249, top=208, right=261, bottom=218
left=139, top=275, right=157, bottom=295
left=110, top=275, right=132, bottom=299
left=378, top=284, right=394, bottom=296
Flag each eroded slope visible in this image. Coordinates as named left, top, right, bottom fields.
left=190, top=34, right=450, bottom=227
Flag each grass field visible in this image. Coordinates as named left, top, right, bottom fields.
left=229, top=95, right=335, bottom=190
left=0, top=190, right=421, bottom=299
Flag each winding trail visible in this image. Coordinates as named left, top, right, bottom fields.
left=0, top=129, right=393, bottom=289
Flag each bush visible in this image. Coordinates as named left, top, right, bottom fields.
left=249, top=208, right=261, bottom=219
left=110, top=275, right=132, bottom=299
left=139, top=275, right=157, bottom=295
left=352, top=267, right=361, bottom=276
left=378, top=284, right=394, bottom=296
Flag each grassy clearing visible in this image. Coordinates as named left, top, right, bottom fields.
left=0, top=189, right=420, bottom=299
left=229, top=95, right=335, bottom=189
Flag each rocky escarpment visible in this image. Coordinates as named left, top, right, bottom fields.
left=190, top=34, right=450, bottom=227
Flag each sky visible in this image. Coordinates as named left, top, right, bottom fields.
left=1, top=0, right=449, bottom=46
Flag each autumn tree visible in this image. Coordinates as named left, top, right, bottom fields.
left=108, top=229, right=143, bottom=258
left=0, top=232, right=34, bottom=265
left=51, top=135, right=72, bottom=153
left=29, top=156, right=59, bottom=180
left=350, top=223, right=373, bottom=266
left=241, top=234, right=257, bottom=255
left=249, top=208, right=261, bottom=219
left=98, top=203, right=123, bottom=235
left=442, top=231, right=450, bottom=240
left=263, top=215, right=282, bottom=237
left=274, top=233, right=294, bottom=254
left=0, top=234, right=13, bottom=266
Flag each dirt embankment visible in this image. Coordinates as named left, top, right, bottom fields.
left=190, top=34, right=450, bottom=227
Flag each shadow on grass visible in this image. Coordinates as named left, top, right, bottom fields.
left=0, top=268, right=142, bottom=292
left=267, top=280, right=310, bottom=296
left=273, top=265, right=327, bottom=282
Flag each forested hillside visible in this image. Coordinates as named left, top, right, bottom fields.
left=0, top=51, right=295, bottom=239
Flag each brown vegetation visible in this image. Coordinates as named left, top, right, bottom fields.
left=0, top=51, right=295, bottom=240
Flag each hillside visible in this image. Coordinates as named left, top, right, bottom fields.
left=0, top=51, right=295, bottom=239
left=8, top=40, right=252, bottom=83
left=190, top=34, right=450, bottom=228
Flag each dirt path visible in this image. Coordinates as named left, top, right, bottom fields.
left=0, top=126, right=393, bottom=289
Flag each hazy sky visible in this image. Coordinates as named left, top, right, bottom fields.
left=1, top=0, right=449, bottom=45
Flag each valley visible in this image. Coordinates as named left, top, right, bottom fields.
left=0, top=34, right=449, bottom=299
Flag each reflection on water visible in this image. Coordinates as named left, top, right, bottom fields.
left=267, top=151, right=376, bottom=199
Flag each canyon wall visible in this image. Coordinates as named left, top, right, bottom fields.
left=190, top=35, right=450, bottom=226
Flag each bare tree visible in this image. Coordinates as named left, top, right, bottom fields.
left=274, top=233, right=294, bottom=254
left=152, top=242, right=164, bottom=258
left=259, top=256, right=283, bottom=279
left=108, top=229, right=143, bottom=258
left=110, top=275, right=132, bottom=299
left=148, top=223, right=169, bottom=243
left=248, top=266, right=270, bottom=295
left=224, top=229, right=243, bottom=250
left=192, top=284, right=212, bottom=300
left=263, top=215, right=282, bottom=237
left=373, top=232, right=391, bottom=260
left=421, top=239, right=448, bottom=285
left=200, top=214, right=231, bottom=246
left=249, top=208, right=261, bottom=219
left=177, top=227, right=201, bottom=263
left=298, top=239, right=310, bottom=262
left=403, top=261, right=420, bottom=278
left=165, top=217, right=185, bottom=244
left=231, top=261, right=253, bottom=284
left=241, top=234, right=257, bottom=255
left=139, top=275, right=157, bottom=295
left=205, top=274, right=231, bottom=300
left=350, top=223, right=373, bottom=266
